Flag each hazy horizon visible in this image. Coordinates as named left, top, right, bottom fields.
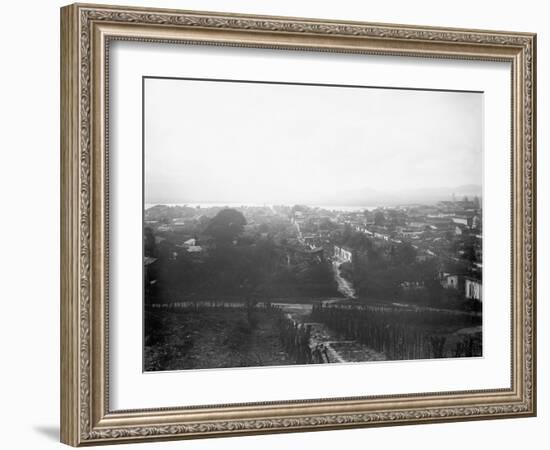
left=145, top=185, right=482, bottom=209
left=144, top=78, right=483, bottom=206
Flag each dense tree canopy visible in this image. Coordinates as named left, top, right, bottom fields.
left=374, top=211, right=386, bottom=226
left=144, top=227, right=156, bottom=257
left=205, top=209, right=247, bottom=245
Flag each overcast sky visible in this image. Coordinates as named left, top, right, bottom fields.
left=144, top=77, right=482, bottom=206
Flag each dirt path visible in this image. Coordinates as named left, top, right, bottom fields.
left=331, top=260, right=357, bottom=299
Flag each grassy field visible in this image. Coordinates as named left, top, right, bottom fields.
left=144, top=304, right=293, bottom=371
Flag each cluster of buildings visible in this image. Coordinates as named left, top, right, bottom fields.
left=440, top=272, right=483, bottom=302
left=289, top=197, right=483, bottom=303
left=143, top=198, right=483, bottom=304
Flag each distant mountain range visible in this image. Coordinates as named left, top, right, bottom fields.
left=148, top=185, right=482, bottom=208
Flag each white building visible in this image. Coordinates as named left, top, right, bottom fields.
left=465, top=277, right=482, bottom=301
left=334, top=245, right=353, bottom=263
left=441, top=274, right=460, bottom=290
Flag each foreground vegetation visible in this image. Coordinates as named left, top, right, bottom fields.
left=310, top=304, right=482, bottom=360
left=144, top=303, right=315, bottom=370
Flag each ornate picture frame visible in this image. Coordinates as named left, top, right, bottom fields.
left=60, top=3, right=536, bottom=446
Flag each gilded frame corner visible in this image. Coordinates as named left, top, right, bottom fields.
left=60, top=2, right=536, bottom=446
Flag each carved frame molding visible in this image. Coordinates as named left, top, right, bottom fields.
left=61, top=3, right=536, bottom=446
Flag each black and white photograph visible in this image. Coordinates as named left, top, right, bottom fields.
left=143, top=77, right=483, bottom=372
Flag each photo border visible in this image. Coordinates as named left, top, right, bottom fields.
left=141, top=75, right=485, bottom=373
